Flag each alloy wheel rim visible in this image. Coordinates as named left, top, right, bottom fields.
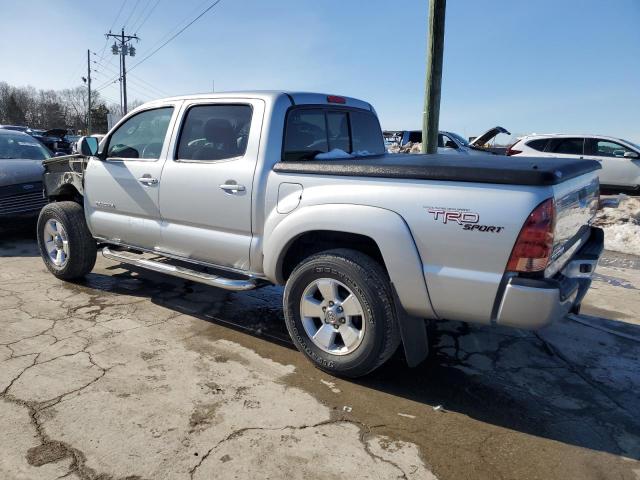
left=43, top=219, right=69, bottom=267
left=299, top=278, right=366, bottom=355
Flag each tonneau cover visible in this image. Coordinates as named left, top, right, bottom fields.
left=273, top=153, right=600, bottom=186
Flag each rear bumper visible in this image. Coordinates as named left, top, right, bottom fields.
left=495, top=227, right=604, bottom=329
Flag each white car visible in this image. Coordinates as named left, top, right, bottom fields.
left=507, top=134, right=640, bottom=191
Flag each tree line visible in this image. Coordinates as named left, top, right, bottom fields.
left=0, top=81, right=142, bottom=134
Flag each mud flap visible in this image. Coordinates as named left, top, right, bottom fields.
left=391, top=283, right=428, bottom=367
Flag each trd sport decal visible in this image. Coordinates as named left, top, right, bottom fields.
left=425, top=206, right=505, bottom=233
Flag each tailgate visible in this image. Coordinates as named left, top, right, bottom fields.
left=546, top=172, right=600, bottom=277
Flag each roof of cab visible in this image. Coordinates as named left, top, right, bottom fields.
left=138, top=91, right=373, bottom=111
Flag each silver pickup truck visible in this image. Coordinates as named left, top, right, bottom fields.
left=38, top=91, right=603, bottom=377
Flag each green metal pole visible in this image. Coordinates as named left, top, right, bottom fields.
left=422, top=0, right=446, bottom=154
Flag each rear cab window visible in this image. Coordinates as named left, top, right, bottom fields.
left=283, top=107, right=384, bottom=161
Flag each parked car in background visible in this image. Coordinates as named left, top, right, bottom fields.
left=0, top=129, right=49, bottom=218
left=384, top=126, right=510, bottom=155
left=35, top=129, right=72, bottom=155
left=507, top=134, right=640, bottom=191
left=65, top=134, right=81, bottom=145
left=0, top=125, right=30, bottom=133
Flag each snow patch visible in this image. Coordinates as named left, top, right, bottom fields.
left=314, top=149, right=373, bottom=160
left=593, top=195, right=640, bottom=256
left=387, top=142, right=422, bottom=154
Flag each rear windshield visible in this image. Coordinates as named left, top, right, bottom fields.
left=283, top=107, right=384, bottom=161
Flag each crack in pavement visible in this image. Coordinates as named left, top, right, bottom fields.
left=188, top=418, right=408, bottom=480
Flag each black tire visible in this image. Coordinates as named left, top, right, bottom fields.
left=283, top=249, right=400, bottom=378
left=37, top=201, right=97, bottom=280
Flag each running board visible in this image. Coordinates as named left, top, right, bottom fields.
left=102, top=247, right=258, bottom=291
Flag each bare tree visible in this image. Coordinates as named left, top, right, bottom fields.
left=0, top=81, right=143, bottom=133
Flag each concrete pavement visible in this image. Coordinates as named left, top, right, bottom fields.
left=0, top=222, right=638, bottom=480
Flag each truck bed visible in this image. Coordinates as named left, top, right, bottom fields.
left=273, top=153, right=600, bottom=186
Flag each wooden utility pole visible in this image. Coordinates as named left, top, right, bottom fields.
left=106, top=28, right=139, bottom=115
left=86, top=49, right=92, bottom=134
left=422, top=0, right=446, bottom=154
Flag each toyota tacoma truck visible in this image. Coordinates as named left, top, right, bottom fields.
left=37, top=91, right=603, bottom=377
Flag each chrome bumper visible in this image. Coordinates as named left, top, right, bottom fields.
left=496, top=227, right=604, bottom=329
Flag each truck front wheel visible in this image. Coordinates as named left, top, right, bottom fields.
left=37, top=201, right=97, bottom=280
left=283, top=249, right=400, bottom=378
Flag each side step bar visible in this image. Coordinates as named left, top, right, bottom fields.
left=102, top=247, right=258, bottom=291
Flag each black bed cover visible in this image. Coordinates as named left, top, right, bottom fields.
left=273, top=153, right=601, bottom=186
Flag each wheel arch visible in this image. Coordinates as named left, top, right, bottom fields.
left=263, top=203, right=436, bottom=320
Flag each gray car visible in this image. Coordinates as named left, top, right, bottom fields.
left=0, top=129, right=49, bottom=218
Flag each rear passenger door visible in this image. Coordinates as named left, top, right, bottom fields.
left=157, top=99, right=265, bottom=270
left=545, top=137, right=585, bottom=160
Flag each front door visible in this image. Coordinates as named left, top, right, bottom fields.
left=157, top=99, right=265, bottom=271
left=584, top=138, right=638, bottom=187
left=84, top=105, right=179, bottom=249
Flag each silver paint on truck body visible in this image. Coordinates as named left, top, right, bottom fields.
left=75, top=91, right=601, bottom=329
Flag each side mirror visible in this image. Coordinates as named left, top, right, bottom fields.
left=53, top=151, right=67, bottom=157
left=444, top=140, right=458, bottom=149
left=78, top=136, right=99, bottom=156
left=624, top=151, right=639, bottom=159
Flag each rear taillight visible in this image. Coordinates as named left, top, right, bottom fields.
left=506, top=198, right=555, bottom=273
left=506, top=146, right=522, bottom=156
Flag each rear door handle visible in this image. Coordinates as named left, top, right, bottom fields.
left=219, top=183, right=246, bottom=193
left=138, top=176, right=158, bottom=185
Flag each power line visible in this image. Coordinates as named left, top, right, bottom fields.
left=92, top=68, right=157, bottom=100
left=122, top=0, right=141, bottom=29
left=134, top=0, right=209, bottom=55
left=93, top=70, right=155, bottom=100
left=128, top=0, right=151, bottom=31
left=109, top=0, right=127, bottom=32
left=93, top=0, right=223, bottom=95
left=93, top=53, right=169, bottom=97
left=127, top=0, right=223, bottom=73
left=133, top=0, right=161, bottom=33
left=92, top=55, right=169, bottom=98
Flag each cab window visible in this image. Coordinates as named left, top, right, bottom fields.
left=106, top=107, right=173, bottom=160
left=283, top=108, right=384, bottom=161
left=176, top=104, right=252, bottom=161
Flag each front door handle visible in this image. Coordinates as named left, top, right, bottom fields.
left=219, top=183, right=246, bottom=193
left=138, top=176, right=158, bottom=185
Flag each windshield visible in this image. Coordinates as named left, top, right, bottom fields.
left=0, top=132, right=51, bottom=160
left=446, top=131, right=469, bottom=147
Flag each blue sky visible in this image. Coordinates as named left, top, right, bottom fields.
left=1, top=0, right=639, bottom=142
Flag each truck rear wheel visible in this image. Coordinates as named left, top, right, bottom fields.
left=37, top=201, right=97, bottom=280
left=283, top=249, right=400, bottom=378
